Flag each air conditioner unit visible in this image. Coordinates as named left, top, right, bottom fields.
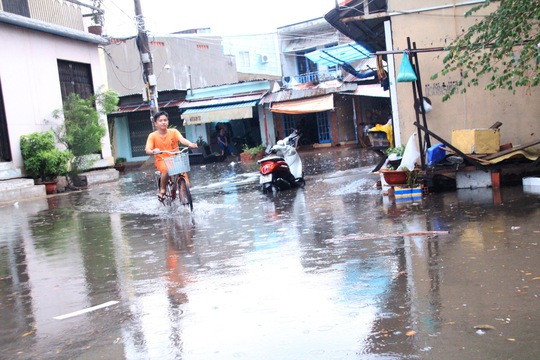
left=260, top=54, right=269, bottom=63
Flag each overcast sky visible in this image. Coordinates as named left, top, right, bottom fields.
left=97, top=0, right=337, bottom=37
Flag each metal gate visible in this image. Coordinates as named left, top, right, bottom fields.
left=129, top=113, right=153, bottom=157
left=316, top=111, right=331, bottom=143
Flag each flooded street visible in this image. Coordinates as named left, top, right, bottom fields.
left=1, top=147, right=540, bottom=359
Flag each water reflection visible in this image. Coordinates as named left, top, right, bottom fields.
left=1, top=155, right=540, bottom=358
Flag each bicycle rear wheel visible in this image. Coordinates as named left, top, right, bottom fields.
left=177, top=177, right=193, bottom=211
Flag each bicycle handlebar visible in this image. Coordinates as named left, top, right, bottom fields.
left=155, top=147, right=190, bottom=155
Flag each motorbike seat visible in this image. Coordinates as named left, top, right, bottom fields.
left=257, top=155, right=284, bottom=164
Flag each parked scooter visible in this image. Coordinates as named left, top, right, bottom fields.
left=257, top=130, right=305, bottom=193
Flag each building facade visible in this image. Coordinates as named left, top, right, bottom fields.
left=0, top=0, right=112, bottom=180
left=326, top=0, right=540, bottom=150
left=105, top=34, right=239, bottom=162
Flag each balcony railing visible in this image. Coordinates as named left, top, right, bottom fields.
left=295, top=69, right=342, bottom=84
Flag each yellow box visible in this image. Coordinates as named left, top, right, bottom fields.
left=451, top=129, right=500, bottom=154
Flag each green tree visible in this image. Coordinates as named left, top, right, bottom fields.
left=432, top=0, right=540, bottom=101
left=53, top=88, right=118, bottom=181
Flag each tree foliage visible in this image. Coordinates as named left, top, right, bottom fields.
left=20, top=131, right=70, bottom=181
left=52, top=88, right=118, bottom=179
left=432, top=0, right=540, bottom=101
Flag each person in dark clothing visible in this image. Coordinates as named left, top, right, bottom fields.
left=217, top=128, right=237, bottom=157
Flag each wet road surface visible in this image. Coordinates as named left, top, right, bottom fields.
left=1, top=147, right=539, bottom=359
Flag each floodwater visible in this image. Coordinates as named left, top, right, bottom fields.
left=1, top=147, right=539, bottom=360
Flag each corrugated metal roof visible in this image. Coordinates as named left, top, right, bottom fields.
left=324, top=0, right=389, bottom=53
left=261, top=82, right=356, bottom=104
left=305, top=43, right=372, bottom=67
left=0, top=10, right=108, bottom=45
left=111, top=99, right=184, bottom=114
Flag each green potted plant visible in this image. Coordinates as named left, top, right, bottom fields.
left=380, top=144, right=412, bottom=185
left=114, top=157, right=126, bottom=173
left=20, top=130, right=71, bottom=193
left=88, top=0, right=104, bottom=35
left=52, top=88, right=118, bottom=186
left=385, top=144, right=406, bottom=169
left=240, top=144, right=265, bottom=162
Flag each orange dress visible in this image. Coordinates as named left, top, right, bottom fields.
left=146, top=129, right=181, bottom=174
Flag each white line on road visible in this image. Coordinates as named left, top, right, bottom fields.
left=53, top=301, right=119, bottom=320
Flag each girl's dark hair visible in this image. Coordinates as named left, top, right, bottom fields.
left=153, top=111, right=169, bottom=122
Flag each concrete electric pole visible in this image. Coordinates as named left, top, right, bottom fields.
left=133, top=0, right=159, bottom=126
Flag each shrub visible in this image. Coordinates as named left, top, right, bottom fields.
left=20, top=131, right=70, bottom=182
left=242, top=144, right=265, bottom=158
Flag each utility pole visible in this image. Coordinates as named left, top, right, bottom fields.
left=134, top=0, right=159, bottom=127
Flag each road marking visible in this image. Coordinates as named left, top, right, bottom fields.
left=53, top=301, right=119, bottom=320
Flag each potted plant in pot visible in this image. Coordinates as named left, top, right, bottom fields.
left=20, top=130, right=71, bottom=194
left=380, top=144, right=411, bottom=185
left=88, top=0, right=104, bottom=35
left=52, top=87, right=118, bottom=187
left=114, top=157, right=126, bottom=173
left=240, top=144, right=265, bottom=162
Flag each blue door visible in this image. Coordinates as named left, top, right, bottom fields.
left=316, top=111, right=331, bottom=143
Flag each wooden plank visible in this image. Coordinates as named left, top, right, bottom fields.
left=413, top=122, right=488, bottom=171
left=483, top=139, right=540, bottom=160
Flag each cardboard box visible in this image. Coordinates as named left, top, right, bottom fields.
left=451, top=129, right=500, bottom=154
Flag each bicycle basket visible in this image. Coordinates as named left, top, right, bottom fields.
left=163, top=153, right=190, bottom=175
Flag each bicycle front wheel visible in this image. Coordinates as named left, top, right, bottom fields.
left=177, top=177, right=193, bottom=211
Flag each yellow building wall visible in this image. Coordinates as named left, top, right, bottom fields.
left=388, top=1, right=540, bottom=152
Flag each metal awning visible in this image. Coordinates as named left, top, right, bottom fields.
left=181, top=101, right=258, bottom=125
left=324, top=0, right=389, bottom=53
left=111, top=99, right=184, bottom=114
left=348, top=84, right=389, bottom=98
left=305, top=42, right=372, bottom=67
left=270, top=94, right=334, bottom=114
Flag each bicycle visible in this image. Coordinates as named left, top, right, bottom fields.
left=154, top=148, right=193, bottom=211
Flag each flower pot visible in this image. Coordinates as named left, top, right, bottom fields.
left=255, top=149, right=266, bottom=160
left=37, top=179, right=58, bottom=194
left=88, top=25, right=103, bottom=36
left=114, top=165, right=126, bottom=173
left=240, top=152, right=254, bottom=162
left=380, top=169, right=408, bottom=185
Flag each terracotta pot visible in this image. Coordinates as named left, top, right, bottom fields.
left=380, top=169, right=408, bottom=185
left=38, top=180, right=58, bottom=194
left=88, top=25, right=103, bottom=36
left=255, top=150, right=266, bottom=160
left=240, top=152, right=254, bottom=162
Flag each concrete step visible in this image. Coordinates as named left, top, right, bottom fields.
left=0, top=168, right=120, bottom=204
left=0, top=178, right=46, bottom=204
left=0, top=161, right=22, bottom=180
left=75, top=168, right=120, bottom=187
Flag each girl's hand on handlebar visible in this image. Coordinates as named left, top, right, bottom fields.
left=189, top=142, right=198, bottom=149
left=152, top=148, right=161, bottom=154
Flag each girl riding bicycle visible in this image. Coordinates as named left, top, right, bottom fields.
left=145, top=111, right=197, bottom=200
